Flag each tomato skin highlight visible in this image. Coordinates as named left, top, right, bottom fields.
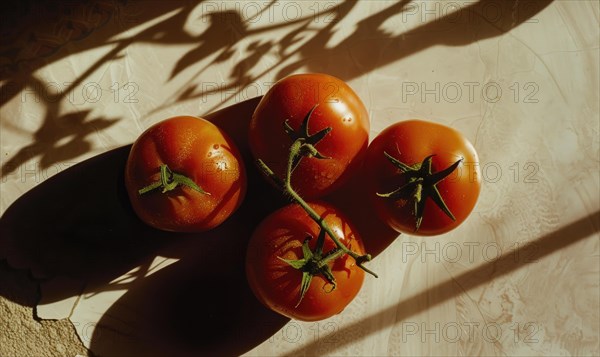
left=125, top=116, right=246, bottom=232
left=246, top=202, right=365, bottom=321
left=249, top=73, right=369, bottom=199
left=366, top=120, right=481, bottom=236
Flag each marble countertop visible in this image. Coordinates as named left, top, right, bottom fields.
left=1, top=1, right=598, bottom=356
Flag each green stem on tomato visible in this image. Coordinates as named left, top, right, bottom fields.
left=377, top=152, right=461, bottom=232
left=138, top=163, right=210, bottom=196
left=257, top=150, right=378, bottom=278
left=257, top=105, right=378, bottom=307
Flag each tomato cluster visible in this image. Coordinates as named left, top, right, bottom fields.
left=124, top=73, right=481, bottom=321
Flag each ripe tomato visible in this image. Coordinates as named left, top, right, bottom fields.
left=365, top=120, right=481, bottom=236
left=246, top=202, right=365, bottom=321
left=125, top=116, right=246, bottom=232
left=249, top=73, right=369, bottom=199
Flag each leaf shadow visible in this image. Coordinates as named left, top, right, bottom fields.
left=1, top=0, right=202, bottom=177
left=1, top=0, right=554, bottom=180
left=159, top=0, right=553, bottom=114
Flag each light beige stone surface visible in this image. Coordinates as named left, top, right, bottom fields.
left=1, top=1, right=599, bottom=356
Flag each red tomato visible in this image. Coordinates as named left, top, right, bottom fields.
left=249, top=73, right=369, bottom=199
left=246, top=202, right=365, bottom=321
left=125, top=116, right=246, bottom=232
left=365, top=120, right=481, bottom=236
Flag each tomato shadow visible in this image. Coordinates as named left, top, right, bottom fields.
left=0, top=96, right=290, bottom=354
left=86, top=96, right=290, bottom=355
left=0, top=144, right=163, bottom=282
left=0, top=96, right=260, bottom=288
left=88, top=246, right=288, bottom=356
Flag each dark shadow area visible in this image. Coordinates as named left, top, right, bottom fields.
left=0, top=144, right=164, bottom=282
left=88, top=240, right=288, bottom=356
left=0, top=0, right=201, bottom=84
left=0, top=260, right=39, bottom=309
left=0, top=96, right=289, bottom=354
left=283, top=210, right=600, bottom=356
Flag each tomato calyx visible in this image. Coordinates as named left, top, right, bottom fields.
left=278, top=229, right=344, bottom=306
left=258, top=151, right=375, bottom=279
left=283, top=104, right=332, bottom=171
left=377, top=152, right=461, bottom=232
left=138, top=164, right=210, bottom=196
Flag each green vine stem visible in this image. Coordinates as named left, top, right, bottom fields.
left=255, top=105, right=378, bottom=306
left=256, top=140, right=378, bottom=279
